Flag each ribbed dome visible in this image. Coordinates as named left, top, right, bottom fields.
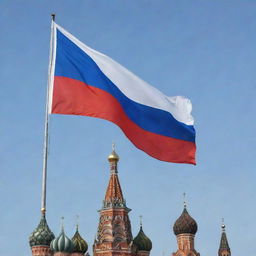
left=50, top=228, right=74, bottom=253
left=133, top=226, right=152, bottom=252
left=71, top=229, right=88, bottom=253
left=29, top=215, right=55, bottom=247
left=173, top=207, right=198, bottom=235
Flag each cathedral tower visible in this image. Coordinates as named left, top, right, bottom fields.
left=172, top=203, right=200, bottom=256
left=93, top=148, right=133, bottom=256
left=218, top=221, right=231, bottom=256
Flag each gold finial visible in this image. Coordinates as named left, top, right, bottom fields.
left=139, top=215, right=143, bottom=227
left=41, top=208, right=46, bottom=215
left=183, top=193, right=187, bottom=208
left=108, top=143, right=119, bottom=162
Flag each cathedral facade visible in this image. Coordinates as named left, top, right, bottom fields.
left=29, top=149, right=231, bottom=256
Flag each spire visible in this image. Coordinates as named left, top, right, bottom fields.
left=218, top=219, right=231, bottom=256
left=103, top=146, right=126, bottom=209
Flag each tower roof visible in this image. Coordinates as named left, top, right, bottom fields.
left=173, top=206, right=198, bottom=235
left=219, top=224, right=230, bottom=251
left=29, top=214, right=55, bottom=247
left=104, top=171, right=124, bottom=202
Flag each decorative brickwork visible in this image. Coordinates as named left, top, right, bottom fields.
left=53, top=253, right=71, bottom=256
left=136, top=251, right=150, bottom=256
left=31, top=246, right=53, bottom=256
left=172, top=234, right=200, bottom=256
left=71, top=253, right=84, bottom=256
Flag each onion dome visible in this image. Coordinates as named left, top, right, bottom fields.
left=50, top=227, right=74, bottom=253
left=173, top=207, right=198, bottom=235
left=71, top=227, right=88, bottom=254
left=108, top=150, right=119, bottom=162
left=133, top=226, right=152, bottom=252
left=29, top=214, right=55, bottom=247
left=108, top=144, right=119, bottom=162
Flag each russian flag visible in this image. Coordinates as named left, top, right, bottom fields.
left=48, top=23, right=196, bottom=164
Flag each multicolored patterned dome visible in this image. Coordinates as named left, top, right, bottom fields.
left=71, top=228, right=88, bottom=254
left=173, top=207, right=198, bottom=235
left=133, top=226, right=152, bottom=252
left=50, top=228, right=74, bottom=253
left=29, top=214, right=55, bottom=247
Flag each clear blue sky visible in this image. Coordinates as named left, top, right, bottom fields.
left=1, top=1, right=256, bottom=256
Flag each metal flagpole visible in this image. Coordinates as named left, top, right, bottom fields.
left=41, top=13, right=55, bottom=216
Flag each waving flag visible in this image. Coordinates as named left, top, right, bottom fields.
left=48, top=23, right=196, bottom=164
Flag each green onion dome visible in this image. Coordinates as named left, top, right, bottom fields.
left=29, top=214, right=55, bottom=247
left=71, top=228, right=88, bottom=254
left=133, top=226, right=152, bottom=252
left=173, top=207, right=198, bottom=235
left=50, top=228, right=74, bottom=253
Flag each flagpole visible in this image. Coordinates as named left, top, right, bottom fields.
left=41, top=13, right=55, bottom=216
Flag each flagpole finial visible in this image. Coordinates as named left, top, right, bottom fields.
left=51, top=13, right=55, bottom=21
left=41, top=207, right=46, bottom=215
